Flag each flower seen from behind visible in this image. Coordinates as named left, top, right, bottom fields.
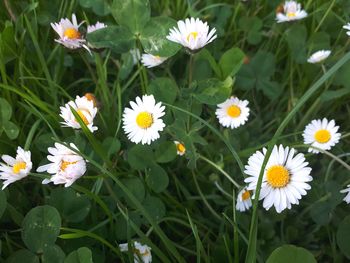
left=303, top=118, right=340, bottom=154
left=340, top=185, right=350, bottom=204
left=215, top=97, right=250, bottom=129
left=244, top=145, right=312, bottom=213
left=37, top=142, right=86, bottom=187
left=123, top=95, right=166, bottom=145
left=276, top=1, right=307, bottom=23
left=141, top=53, right=168, bottom=68
left=236, top=187, right=252, bottom=212
left=174, top=141, right=186, bottom=156
left=0, top=147, right=32, bottom=190
left=307, top=50, right=331, bottom=64
left=167, top=17, right=217, bottom=51
left=87, top=22, right=107, bottom=33
left=119, top=241, right=152, bottom=263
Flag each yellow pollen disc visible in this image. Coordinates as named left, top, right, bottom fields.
left=187, top=31, right=198, bottom=42
left=226, top=105, right=241, bottom=118
left=242, top=190, right=251, bottom=201
left=136, top=111, right=153, bottom=129
left=287, top=12, right=296, bottom=18
left=61, top=160, right=77, bottom=171
left=13, top=162, right=26, bottom=174
left=177, top=143, right=186, bottom=154
left=266, top=165, right=290, bottom=188
left=76, top=109, right=90, bottom=125
left=63, top=28, right=81, bottom=39
left=314, top=129, right=331, bottom=143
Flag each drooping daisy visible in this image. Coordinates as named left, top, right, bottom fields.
left=87, top=22, right=107, bottom=33
left=0, top=147, right=32, bottom=190
left=167, top=17, right=217, bottom=51
left=307, top=50, right=331, bottom=64
left=119, top=241, right=152, bottom=263
left=123, top=95, right=165, bottom=145
left=215, top=97, right=250, bottom=129
left=51, top=14, right=89, bottom=52
left=276, top=1, right=308, bottom=23
left=343, top=23, right=350, bottom=36
left=302, top=118, right=340, bottom=154
left=236, top=187, right=252, bottom=212
left=340, top=185, right=350, bottom=204
left=244, top=145, right=312, bottom=213
left=141, top=53, right=168, bottom=68
left=174, top=141, right=186, bottom=156
left=37, top=142, right=86, bottom=187
left=60, top=95, right=98, bottom=133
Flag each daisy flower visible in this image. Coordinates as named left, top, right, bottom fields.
left=167, top=17, right=217, bottom=51
left=60, top=95, right=98, bottom=133
left=343, top=23, right=350, bottom=36
left=87, top=22, right=107, bottom=33
left=141, top=53, right=168, bottom=68
left=37, top=142, right=86, bottom=187
left=244, top=145, right=312, bottom=213
left=119, top=241, right=152, bottom=263
left=0, top=147, right=32, bottom=190
left=276, top=1, right=308, bottom=23
left=302, top=118, right=340, bottom=154
left=236, top=187, right=252, bottom=212
left=215, top=97, right=250, bottom=129
left=307, top=50, right=331, bottom=64
left=123, top=95, right=165, bottom=145
left=340, top=185, right=350, bottom=204
left=51, top=14, right=89, bottom=52
left=174, top=141, right=186, bottom=156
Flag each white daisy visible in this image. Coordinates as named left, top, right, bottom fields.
left=236, top=187, right=252, bottom=212
left=302, top=118, right=341, bottom=154
left=0, top=147, right=32, bottom=190
left=340, top=185, right=350, bottom=204
left=307, top=50, right=331, bottom=64
left=60, top=95, right=98, bottom=133
left=141, top=53, right=168, bottom=68
left=51, top=14, right=89, bottom=52
left=87, top=22, right=107, bottom=33
left=37, top=142, right=86, bottom=187
left=276, top=1, right=308, bottom=23
left=119, top=241, right=152, bottom=263
left=174, top=141, right=186, bottom=156
left=167, top=17, right=217, bottom=51
left=215, top=97, right=250, bottom=129
left=123, top=95, right=165, bottom=145
left=244, top=145, right=312, bottom=213
left=343, top=23, right=350, bottom=36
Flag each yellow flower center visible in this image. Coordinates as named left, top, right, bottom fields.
left=63, top=28, right=81, bottom=39
left=226, top=105, right=241, bottom=118
left=61, top=160, right=77, bottom=171
left=266, top=165, right=290, bottom=188
left=13, top=162, right=26, bottom=174
left=76, top=109, right=90, bottom=125
left=177, top=143, right=186, bottom=154
left=314, top=129, right=331, bottom=144
left=136, top=112, right=153, bottom=129
left=287, top=12, right=296, bottom=18
left=242, top=190, right=251, bottom=201
left=187, top=31, right=198, bottom=42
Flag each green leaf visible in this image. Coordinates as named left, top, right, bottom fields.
left=112, top=0, right=151, bottom=34
left=142, top=195, right=166, bottom=222
left=102, top=137, right=121, bottom=160
left=0, top=97, right=12, bottom=123
left=238, top=16, right=263, bottom=45
left=0, top=21, right=16, bottom=64
left=127, top=145, right=154, bottom=170
left=193, top=77, right=233, bottom=105
left=155, top=141, right=177, bottom=163
left=120, top=176, right=146, bottom=205
left=49, top=188, right=91, bottom=223
left=148, top=77, right=178, bottom=104
left=0, top=190, right=7, bottom=219
left=86, top=26, right=135, bottom=53
left=21, top=205, right=61, bottom=253
left=197, top=49, right=221, bottom=78
left=219, top=47, right=245, bottom=79
left=266, top=245, right=316, bottom=263
left=79, top=0, right=110, bottom=16
left=6, top=249, right=39, bottom=263
left=337, top=215, right=350, bottom=259
left=115, top=212, right=142, bottom=240
left=41, top=245, right=65, bottom=263
left=3, top=121, right=19, bottom=140
left=321, top=87, right=350, bottom=102
left=146, top=164, right=169, bottom=193
left=64, top=247, right=93, bottom=263
left=285, top=24, right=307, bottom=63
left=140, top=16, right=181, bottom=57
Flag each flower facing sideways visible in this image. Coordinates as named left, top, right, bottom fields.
left=174, top=141, right=186, bottom=156
left=123, top=95, right=165, bottom=145
left=87, top=22, right=107, bottom=33
left=141, top=53, right=168, bottom=68
left=303, top=118, right=340, bottom=154
left=0, top=147, right=32, bottom=190
left=343, top=23, right=350, bottom=36
left=236, top=187, right=252, bottom=212
left=244, top=145, right=312, bottom=213
left=167, top=17, right=217, bottom=51
left=60, top=95, right=98, bottom=133
left=307, top=50, right=331, bottom=64
left=276, top=1, right=307, bottom=23
left=119, top=241, right=152, bottom=263
left=37, top=142, right=86, bottom=187
left=215, top=97, right=250, bottom=129
left=340, top=185, right=350, bottom=204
